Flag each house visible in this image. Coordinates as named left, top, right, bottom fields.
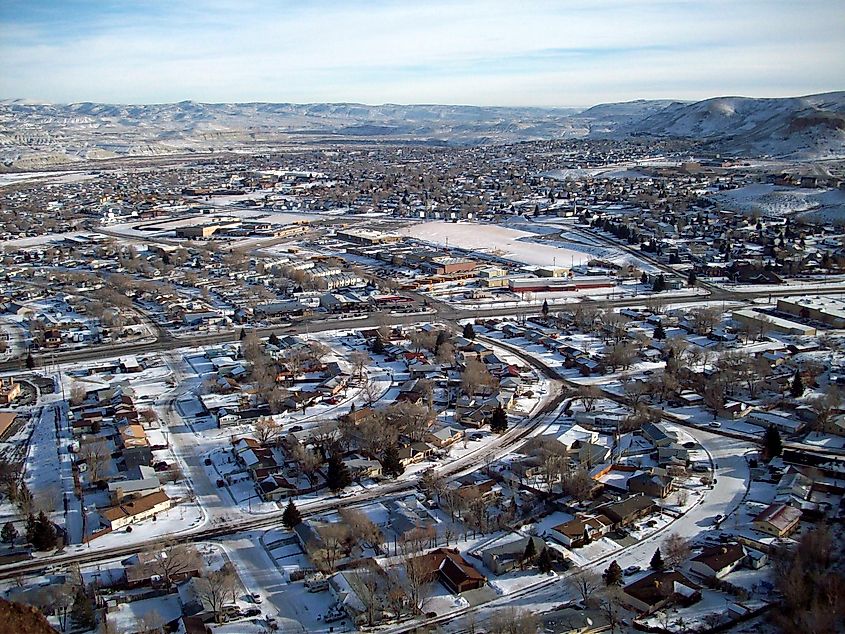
left=397, top=442, right=434, bottom=467
left=549, top=515, right=612, bottom=548
left=690, top=543, right=747, bottom=580
left=482, top=536, right=547, bottom=575
left=627, top=472, right=674, bottom=499
left=425, top=426, right=466, bottom=448
left=107, top=465, right=162, bottom=500
left=0, top=377, right=21, bottom=405
left=330, top=561, right=391, bottom=625
left=641, top=422, right=677, bottom=447
left=752, top=503, right=802, bottom=537
left=258, top=474, right=297, bottom=501
left=99, top=490, right=172, bottom=530
left=598, top=494, right=657, bottom=528
left=622, top=570, right=701, bottom=614
left=411, top=548, right=486, bottom=595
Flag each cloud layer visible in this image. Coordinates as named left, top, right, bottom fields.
left=1, top=0, right=843, bottom=106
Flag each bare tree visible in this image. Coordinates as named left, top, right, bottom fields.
left=253, top=416, right=282, bottom=446
left=349, top=351, right=371, bottom=381
left=487, top=607, right=538, bottom=634
left=80, top=440, right=111, bottom=484
left=198, top=563, right=239, bottom=623
left=577, top=385, right=603, bottom=412
left=568, top=568, right=602, bottom=607
left=663, top=532, right=692, bottom=568
left=461, top=357, right=496, bottom=397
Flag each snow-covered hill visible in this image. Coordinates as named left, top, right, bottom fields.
left=1, top=92, right=843, bottom=166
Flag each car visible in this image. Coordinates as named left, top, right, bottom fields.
left=714, top=514, right=723, bottom=524
left=623, top=565, right=641, bottom=576
left=643, top=370, right=654, bottom=376
left=708, top=421, right=722, bottom=428
left=289, top=425, right=303, bottom=432
left=243, top=607, right=262, bottom=617
left=216, top=479, right=226, bottom=487
left=470, top=433, right=484, bottom=441
left=251, top=593, right=262, bottom=604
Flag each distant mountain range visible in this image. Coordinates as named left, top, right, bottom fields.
left=1, top=92, right=843, bottom=168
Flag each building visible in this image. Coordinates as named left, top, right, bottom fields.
left=752, top=503, right=802, bottom=537
left=690, top=543, right=747, bottom=580
left=732, top=308, right=817, bottom=337
left=549, top=515, right=612, bottom=548
left=482, top=536, right=547, bottom=575
left=0, top=377, right=21, bottom=405
left=627, top=472, right=675, bottom=499
left=622, top=570, right=701, bottom=614
left=776, top=297, right=845, bottom=329
left=412, top=548, right=486, bottom=595
left=335, top=228, right=401, bottom=246
left=99, top=490, right=172, bottom=530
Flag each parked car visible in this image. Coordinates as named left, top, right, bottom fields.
left=709, top=421, right=722, bottom=428
left=624, top=565, right=641, bottom=576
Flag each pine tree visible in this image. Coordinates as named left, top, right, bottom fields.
left=790, top=370, right=804, bottom=398
left=604, top=560, right=623, bottom=585
left=652, top=274, right=667, bottom=293
left=282, top=500, right=302, bottom=530
left=521, top=538, right=537, bottom=568
left=71, top=587, right=95, bottom=629
left=268, top=333, right=280, bottom=346
left=640, top=271, right=648, bottom=285
left=381, top=445, right=404, bottom=478
left=463, top=323, right=476, bottom=340
left=537, top=546, right=553, bottom=573
left=239, top=327, right=246, bottom=341
left=1, top=521, right=17, bottom=544
left=653, top=322, right=666, bottom=340
left=25, top=513, right=36, bottom=544
left=32, top=511, right=57, bottom=551
left=687, top=270, right=697, bottom=287
left=326, top=453, right=352, bottom=492
left=650, top=548, right=665, bottom=571
left=26, top=352, right=35, bottom=370
left=490, top=405, right=508, bottom=433
left=764, top=425, right=783, bottom=460
left=541, top=300, right=549, bottom=317
left=371, top=335, right=385, bottom=355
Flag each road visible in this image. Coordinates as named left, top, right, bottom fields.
left=388, top=426, right=754, bottom=634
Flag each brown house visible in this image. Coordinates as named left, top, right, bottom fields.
left=412, top=548, right=486, bottom=595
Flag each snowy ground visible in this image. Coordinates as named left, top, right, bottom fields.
left=710, top=183, right=845, bottom=223
left=404, top=221, right=592, bottom=267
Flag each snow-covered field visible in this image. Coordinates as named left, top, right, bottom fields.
left=405, top=221, right=591, bottom=267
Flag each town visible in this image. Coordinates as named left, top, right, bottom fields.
left=0, top=129, right=843, bottom=634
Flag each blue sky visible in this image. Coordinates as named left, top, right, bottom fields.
left=1, top=0, right=843, bottom=106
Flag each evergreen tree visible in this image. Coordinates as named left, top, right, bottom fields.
left=652, top=274, right=667, bottom=293
left=764, top=425, right=783, bottom=460
left=31, top=511, right=57, bottom=551
left=490, top=405, right=508, bottom=433
left=521, top=538, right=537, bottom=568
left=239, top=327, right=246, bottom=341
left=371, top=335, right=385, bottom=355
left=640, top=271, right=648, bottom=285
left=326, top=453, right=352, bottom=492
left=381, top=444, right=404, bottom=478
left=541, top=299, right=549, bottom=317
left=790, top=370, right=804, bottom=398
left=687, top=270, right=697, bottom=287
left=268, top=332, right=280, bottom=346
left=462, top=323, right=476, bottom=340
left=25, top=513, right=36, bottom=544
left=71, top=587, right=95, bottom=629
left=26, top=352, right=35, bottom=370
left=1, top=521, right=17, bottom=544
left=435, top=330, right=449, bottom=348
left=650, top=548, right=665, bottom=571
left=537, top=547, right=554, bottom=573
left=653, top=322, right=666, bottom=340
left=282, top=500, right=302, bottom=530
left=604, top=560, right=623, bottom=585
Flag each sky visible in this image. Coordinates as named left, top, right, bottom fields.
left=1, top=0, right=843, bottom=107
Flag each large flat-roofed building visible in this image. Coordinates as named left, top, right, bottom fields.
left=335, top=228, right=401, bottom=246
left=732, top=308, right=817, bottom=336
left=776, top=297, right=845, bottom=329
